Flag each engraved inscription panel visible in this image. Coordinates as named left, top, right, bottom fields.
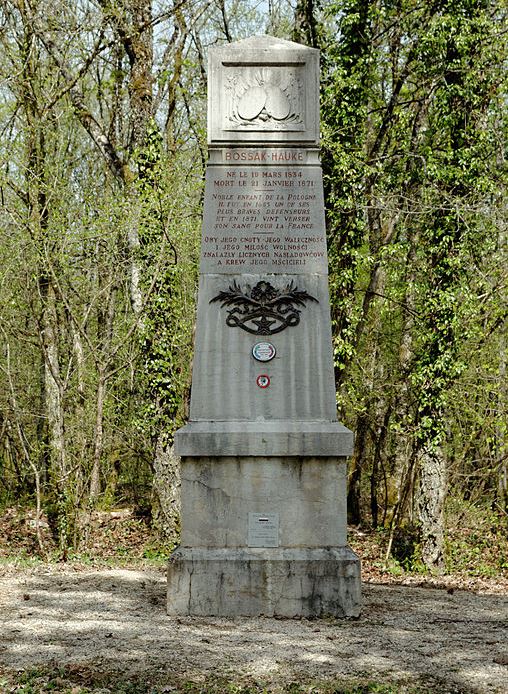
left=223, top=66, right=305, bottom=132
left=248, top=512, right=279, bottom=547
left=201, top=166, right=328, bottom=274
left=221, top=148, right=307, bottom=165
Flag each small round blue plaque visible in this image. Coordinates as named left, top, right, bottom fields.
left=252, top=342, right=276, bottom=362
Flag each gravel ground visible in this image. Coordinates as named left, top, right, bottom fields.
left=0, top=566, right=507, bottom=693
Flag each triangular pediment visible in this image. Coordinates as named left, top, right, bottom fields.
left=224, top=35, right=314, bottom=51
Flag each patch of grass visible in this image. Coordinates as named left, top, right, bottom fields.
left=142, top=539, right=177, bottom=563
left=0, top=552, right=46, bottom=569
left=0, top=666, right=454, bottom=694
left=349, top=500, right=507, bottom=584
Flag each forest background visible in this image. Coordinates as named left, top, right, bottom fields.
left=0, top=0, right=506, bottom=576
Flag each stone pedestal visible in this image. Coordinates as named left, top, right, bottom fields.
left=168, top=451, right=360, bottom=617
left=168, top=547, right=360, bottom=617
left=168, top=35, right=361, bottom=618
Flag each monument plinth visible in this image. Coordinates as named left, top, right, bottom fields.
left=168, top=35, right=361, bottom=617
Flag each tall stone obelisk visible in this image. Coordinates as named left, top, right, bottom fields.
left=168, top=36, right=361, bottom=617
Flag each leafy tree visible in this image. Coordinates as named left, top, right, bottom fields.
left=319, top=0, right=507, bottom=567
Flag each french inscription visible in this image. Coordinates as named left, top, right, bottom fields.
left=201, top=166, right=327, bottom=274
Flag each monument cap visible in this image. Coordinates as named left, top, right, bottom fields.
left=208, top=35, right=319, bottom=145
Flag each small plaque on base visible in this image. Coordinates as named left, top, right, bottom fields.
left=248, top=512, right=279, bottom=547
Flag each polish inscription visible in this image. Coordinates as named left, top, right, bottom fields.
left=201, top=166, right=327, bottom=274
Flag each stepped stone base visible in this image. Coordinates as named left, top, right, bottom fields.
left=167, top=546, right=361, bottom=617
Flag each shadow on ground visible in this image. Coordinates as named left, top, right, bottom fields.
left=0, top=567, right=507, bottom=693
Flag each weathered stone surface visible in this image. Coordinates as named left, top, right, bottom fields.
left=181, top=273, right=338, bottom=426
left=167, top=547, right=361, bottom=617
left=179, top=457, right=348, bottom=548
left=175, top=421, right=353, bottom=457
left=208, top=147, right=320, bottom=166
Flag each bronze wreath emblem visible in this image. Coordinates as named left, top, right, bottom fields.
left=210, top=280, right=318, bottom=336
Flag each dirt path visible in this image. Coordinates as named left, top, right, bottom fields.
left=0, top=566, right=507, bottom=693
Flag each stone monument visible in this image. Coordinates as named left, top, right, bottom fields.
left=167, top=35, right=361, bottom=617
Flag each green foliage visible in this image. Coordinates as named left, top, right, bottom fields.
left=135, top=148, right=201, bottom=445
left=0, top=0, right=506, bottom=567
left=404, top=1, right=507, bottom=452
left=0, top=667, right=445, bottom=694
left=320, top=0, right=376, bottom=378
left=319, top=0, right=507, bottom=550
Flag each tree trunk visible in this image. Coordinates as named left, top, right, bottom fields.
left=293, top=0, right=317, bottom=47
left=89, top=369, right=106, bottom=501
left=497, top=332, right=507, bottom=511
left=371, top=404, right=391, bottom=528
left=152, top=437, right=181, bottom=540
left=42, top=283, right=66, bottom=481
left=90, top=275, right=117, bottom=503
left=417, top=448, right=446, bottom=570
left=347, top=412, right=368, bottom=525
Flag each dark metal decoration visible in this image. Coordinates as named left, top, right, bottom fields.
left=210, top=280, right=318, bottom=335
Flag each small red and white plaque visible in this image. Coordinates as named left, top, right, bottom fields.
left=256, top=374, right=270, bottom=389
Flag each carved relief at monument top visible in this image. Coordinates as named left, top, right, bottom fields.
left=208, top=35, right=319, bottom=144
left=224, top=66, right=305, bottom=131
